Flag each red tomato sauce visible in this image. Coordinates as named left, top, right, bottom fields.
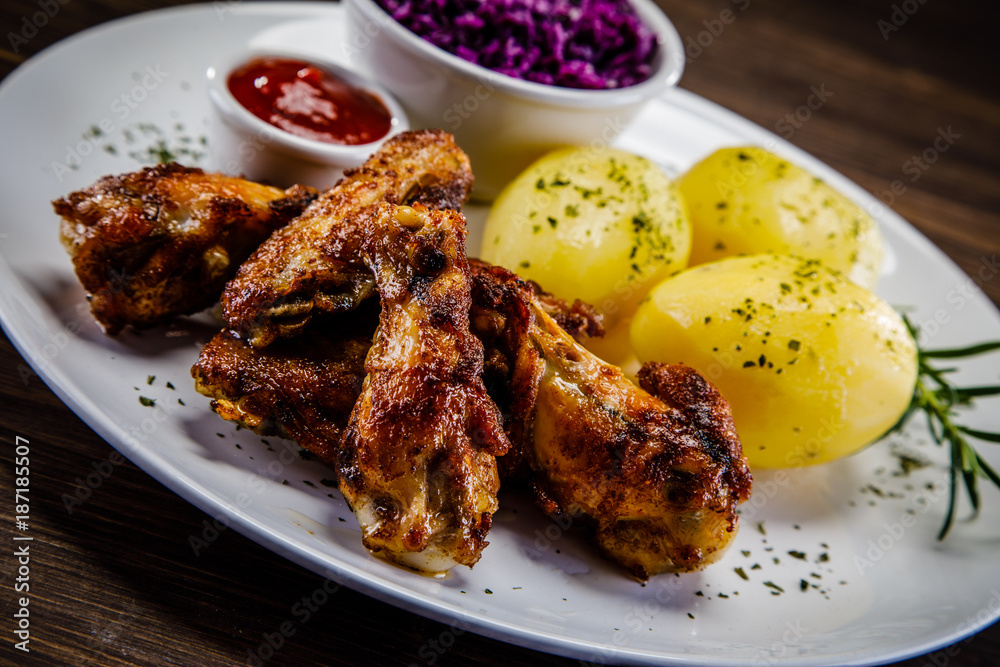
left=227, top=57, right=393, bottom=145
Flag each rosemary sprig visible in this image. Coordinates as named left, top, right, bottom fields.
left=887, top=315, right=1000, bottom=540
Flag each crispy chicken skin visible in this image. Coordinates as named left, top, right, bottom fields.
left=190, top=260, right=598, bottom=474
left=469, top=259, right=606, bottom=481
left=190, top=304, right=377, bottom=463
left=53, top=162, right=317, bottom=334
left=337, top=204, right=509, bottom=573
left=468, top=262, right=752, bottom=579
left=221, top=129, right=474, bottom=348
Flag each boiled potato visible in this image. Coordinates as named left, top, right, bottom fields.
left=679, top=147, right=884, bottom=289
left=630, top=254, right=917, bottom=468
left=481, top=147, right=691, bottom=322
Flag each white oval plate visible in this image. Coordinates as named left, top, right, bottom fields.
left=1, top=4, right=998, bottom=666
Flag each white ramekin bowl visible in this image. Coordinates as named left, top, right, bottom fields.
left=206, top=48, right=409, bottom=190
left=343, top=0, right=684, bottom=200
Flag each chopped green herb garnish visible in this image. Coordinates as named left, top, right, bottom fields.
left=893, top=451, right=929, bottom=476
left=138, top=396, right=155, bottom=407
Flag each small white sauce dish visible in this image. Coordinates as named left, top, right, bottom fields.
left=343, top=0, right=685, bottom=200
left=205, top=48, right=409, bottom=190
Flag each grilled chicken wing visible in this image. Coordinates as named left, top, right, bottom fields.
left=191, top=304, right=377, bottom=463
left=64, top=135, right=747, bottom=579
left=53, top=162, right=316, bottom=334
left=337, top=204, right=509, bottom=573
left=469, top=262, right=751, bottom=579
left=195, top=252, right=745, bottom=576
left=470, top=259, right=606, bottom=481
left=221, top=130, right=474, bottom=348
left=190, top=261, right=598, bottom=473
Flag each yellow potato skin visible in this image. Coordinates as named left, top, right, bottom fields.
left=679, top=147, right=884, bottom=289
left=630, top=255, right=917, bottom=468
left=481, top=147, right=691, bottom=323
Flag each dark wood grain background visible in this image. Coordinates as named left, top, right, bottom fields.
left=2, top=0, right=998, bottom=665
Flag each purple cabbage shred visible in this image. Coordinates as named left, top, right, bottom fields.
left=376, top=0, right=658, bottom=89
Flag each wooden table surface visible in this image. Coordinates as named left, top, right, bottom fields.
left=1, top=1, right=998, bottom=665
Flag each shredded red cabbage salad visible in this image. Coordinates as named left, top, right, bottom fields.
left=376, top=0, right=658, bottom=90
